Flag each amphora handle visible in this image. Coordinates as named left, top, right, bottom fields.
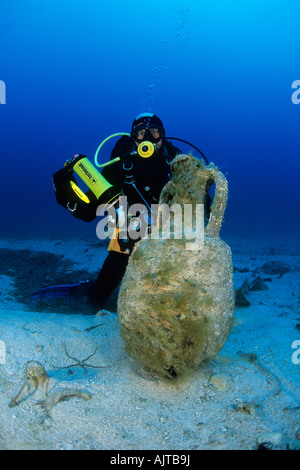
left=203, top=167, right=228, bottom=238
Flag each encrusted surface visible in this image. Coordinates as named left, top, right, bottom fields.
left=118, top=155, right=234, bottom=377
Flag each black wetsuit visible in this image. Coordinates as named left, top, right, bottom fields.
left=87, top=136, right=181, bottom=310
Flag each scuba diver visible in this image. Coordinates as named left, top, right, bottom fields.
left=86, top=112, right=182, bottom=310
left=32, top=113, right=183, bottom=312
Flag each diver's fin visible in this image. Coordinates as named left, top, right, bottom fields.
left=31, top=280, right=92, bottom=302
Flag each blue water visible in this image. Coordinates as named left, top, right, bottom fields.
left=1, top=0, right=300, bottom=241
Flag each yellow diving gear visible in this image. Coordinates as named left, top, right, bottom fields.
left=71, top=155, right=116, bottom=203
left=70, top=180, right=90, bottom=204
left=137, top=141, right=156, bottom=158
left=52, top=154, right=121, bottom=222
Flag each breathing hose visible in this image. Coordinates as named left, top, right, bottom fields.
left=94, top=133, right=130, bottom=167
left=94, top=133, right=208, bottom=168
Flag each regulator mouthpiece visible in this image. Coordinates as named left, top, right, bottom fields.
left=137, top=141, right=156, bottom=158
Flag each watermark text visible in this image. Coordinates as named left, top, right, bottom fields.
left=0, top=80, right=6, bottom=104
left=0, top=340, right=6, bottom=364
left=291, top=80, right=300, bottom=105
left=96, top=197, right=204, bottom=251
left=292, top=340, right=300, bottom=365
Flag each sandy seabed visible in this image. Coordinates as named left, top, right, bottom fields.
left=0, top=234, right=299, bottom=450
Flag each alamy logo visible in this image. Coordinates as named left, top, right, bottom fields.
left=292, top=340, right=300, bottom=365
left=96, top=196, right=205, bottom=251
left=291, top=80, right=300, bottom=105
left=0, top=340, right=6, bottom=364
left=0, top=80, right=6, bottom=104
